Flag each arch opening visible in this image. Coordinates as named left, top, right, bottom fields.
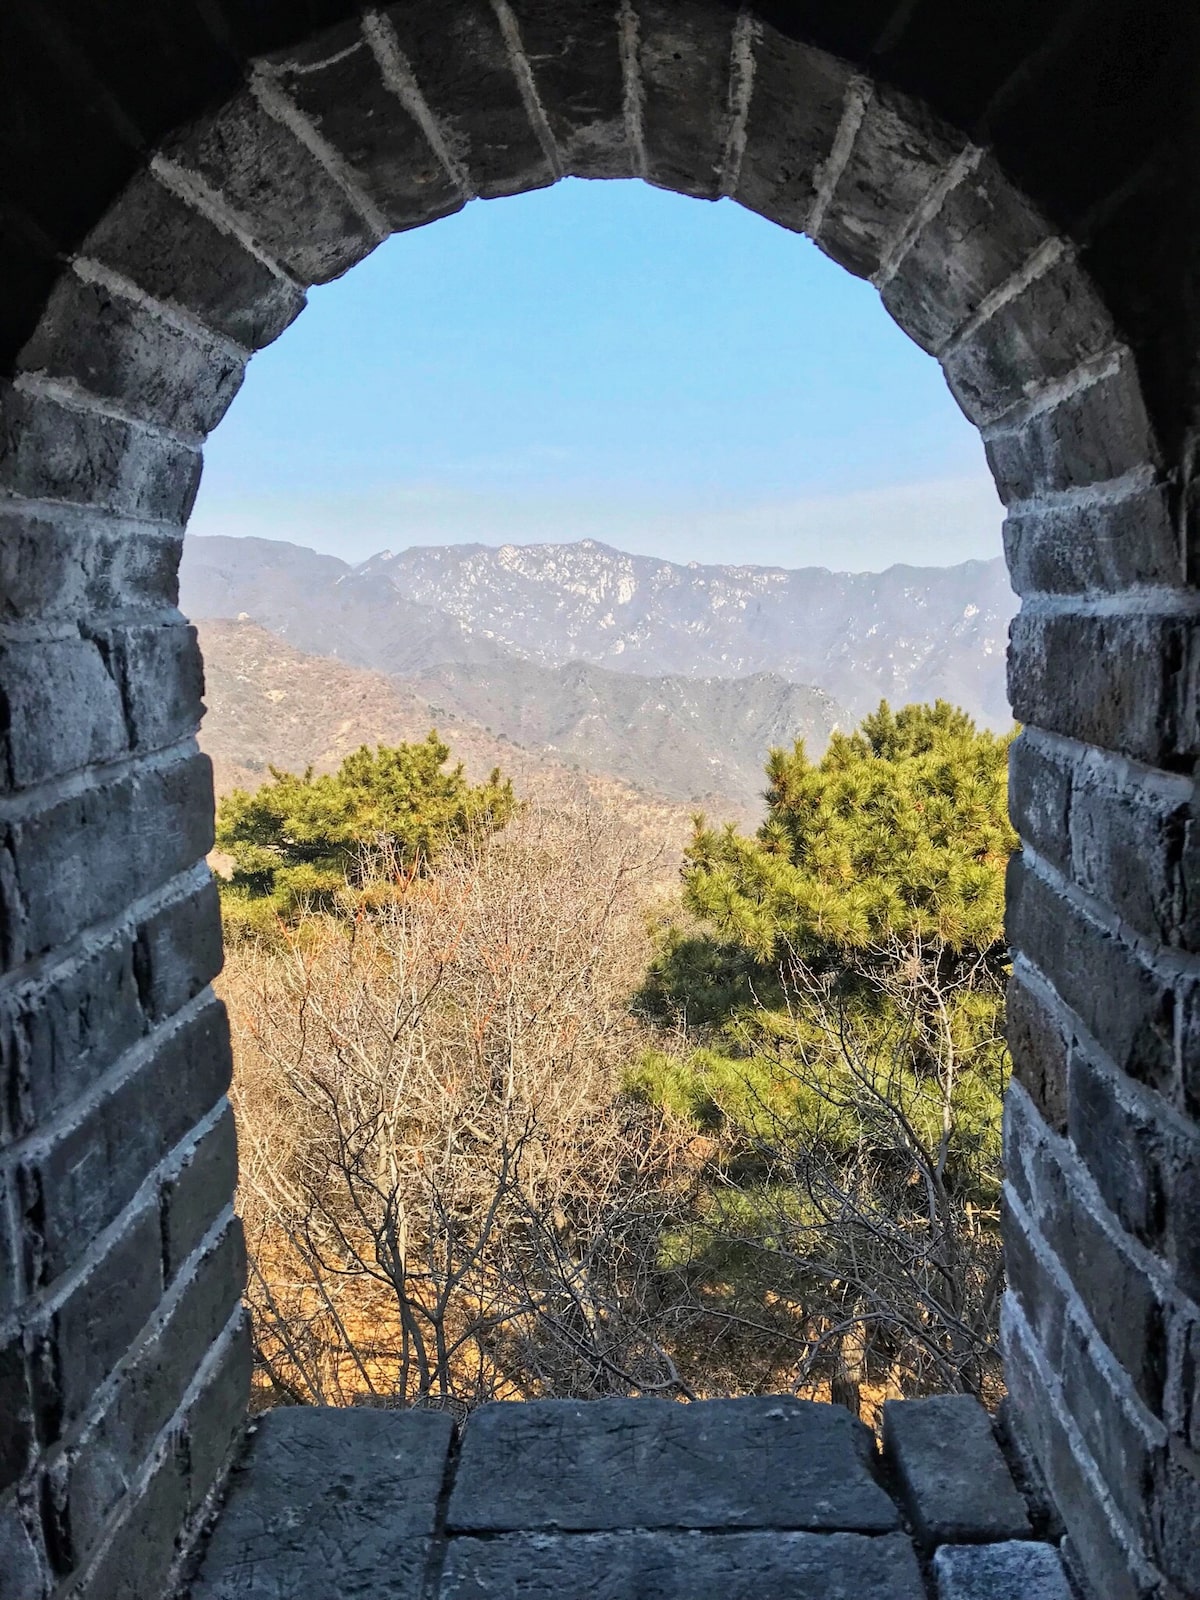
left=0, top=7, right=1195, bottom=1599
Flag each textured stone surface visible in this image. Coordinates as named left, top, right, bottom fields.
left=441, top=1529, right=926, bottom=1600
left=933, top=1541, right=1074, bottom=1600
left=190, top=1406, right=453, bottom=1598
left=882, top=1394, right=1032, bottom=1545
left=448, top=1396, right=897, bottom=1533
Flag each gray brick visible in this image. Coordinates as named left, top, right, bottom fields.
left=72, top=1431, right=190, bottom=1600
left=1068, top=1042, right=1168, bottom=1249
left=881, top=159, right=1047, bottom=355
left=159, top=89, right=379, bottom=287
left=504, top=0, right=630, bottom=179
left=20, top=996, right=232, bottom=1287
left=448, top=1397, right=898, bottom=1533
left=1002, top=483, right=1181, bottom=596
left=0, top=1332, right=34, bottom=1496
left=1006, top=855, right=1176, bottom=1097
left=1002, top=1300, right=1154, bottom=1600
left=1148, top=1451, right=1200, bottom=1592
left=933, top=1541, right=1073, bottom=1600
left=0, top=933, right=144, bottom=1143
left=1069, top=769, right=1187, bottom=950
left=382, top=0, right=552, bottom=200
left=0, top=1492, right=50, bottom=1600
left=943, top=256, right=1115, bottom=428
left=0, top=638, right=127, bottom=792
left=17, top=273, right=246, bottom=439
left=160, top=1104, right=239, bottom=1283
left=1006, top=967, right=1069, bottom=1133
left=817, top=87, right=963, bottom=281
left=441, top=1530, right=926, bottom=1600
left=61, top=1217, right=245, bottom=1562
left=0, top=385, right=201, bottom=524
left=1003, top=1188, right=1070, bottom=1372
left=0, top=511, right=182, bottom=626
left=1006, top=1086, right=1169, bottom=1414
left=11, top=751, right=214, bottom=962
left=190, top=1407, right=452, bottom=1599
left=87, top=619, right=205, bottom=755
left=1008, top=731, right=1072, bottom=879
left=1009, top=611, right=1189, bottom=769
left=84, top=171, right=305, bottom=352
left=882, top=1394, right=1031, bottom=1545
left=985, top=359, right=1159, bottom=506
left=183, top=1311, right=252, bottom=1515
left=1059, top=1310, right=1168, bottom=1542
left=38, top=1198, right=163, bottom=1440
left=736, top=25, right=850, bottom=224
left=268, top=21, right=465, bottom=228
left=134, top=873, right=223, bottom=1026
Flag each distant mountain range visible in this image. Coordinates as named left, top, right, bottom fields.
left=181, top=534, right=1014, bottom=811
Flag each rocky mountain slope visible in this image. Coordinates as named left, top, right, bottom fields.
left=196, top=620, right=718, bottom=858
left=181, top=534, right=1015, bottom=730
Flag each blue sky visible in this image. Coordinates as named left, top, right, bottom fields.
left=190, top=178, right=1003, bottom=572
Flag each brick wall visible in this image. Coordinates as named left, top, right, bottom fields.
left=0, top=4, right=1197, bottom=1596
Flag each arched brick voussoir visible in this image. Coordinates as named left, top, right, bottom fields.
left=731, top=24, right=852, bottom=228
left=504, top=0, right=633, bottom=180
left=16, top=269, right=247, bottom=445
left=378, top=0, right=559, bottom=200
left=154, top=85, right=386, bottom=290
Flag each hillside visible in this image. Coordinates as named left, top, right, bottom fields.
left=181, top=534, right=1014, bottom=729
left=195, top=621, right=732, bottom=862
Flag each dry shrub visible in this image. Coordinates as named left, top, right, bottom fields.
left=223, top=800, right=703, bottom=1410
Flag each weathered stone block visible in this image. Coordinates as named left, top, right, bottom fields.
left=268, top=23, right=464, bottom=229
left=441, top=1529, right=926, bottom=1600
left=1006, top=1085, right=1169, bottom=1414
left=881, top=158, right=1047, bottom=354
left=0, top=637, right=127, bottom=792
left=383, top=0, right=552, bottom=199
left=1006, top=855, right=1176, bottom=1097
left=933, top=1541, right=1074, bottom=1600
left=84, top=171, right=305, bottom=351
left=505, top=0, right=629, bottom=178
left=183, top=1311, right=252, bottom=1515
left=881, top=1394, right=1031, bottom=1545
left=735, top=25, right=850, bottom=224
left=11, top=750, right=214, bottom=962
left=943, top=256, right=1115, bottom=428
left=0, top=1176, right=21, bottom=1311
left=1005, top=966, right=1069, bottom=1132
left=17, top=273, right=246, bottom=439
left=0, top=511, right=182, bottom=626
left=0, top=1491, right=50, bottom=1600
left=160, top=88, right=380, bottom=286
left=1007, top=732, right=1072, bottom=877
left=1068, top=765, right=1187, bottom=950
left=21, top=996, right=232, bottom=1288
left=134, top=871, right=223, bottom=1026
left=1148, top=1451, right=1200, bottom=1592
left=985, top=359, right=1159, bottom=506
left=37, top=1197, right=163, bottom=1439
left=1002, top=1298, right=1154, bottom=1600
left=87, top=618, right=205, bottom=755
left=60, top=1217, right=245, bottom=1562
left=0, top=385, right=201, bottom=524
left=0, top=1332, right=34, bottom=1496
left=1, top=931, right=144, bottom=1143
left=448, top=1396, right=897, bottom=1533
left=1058, top=1309, right=1167, bottom=1543
left=72, top=1431, right=190, bottom=1600
left=1009, top=611, right=1186, bottom=769
left=160, top=1103, right=239, bottom=1283
left=1003, top=1189, right=1070, bottom=1372
left=190, top=1406, right=453, bottom=1599
left=1002, top=482, right=1181, bottom=596
left=635, top=0, right=740, bottom=199
left=816, top=86, right=963, bottom=281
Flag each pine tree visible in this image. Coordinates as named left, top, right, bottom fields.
left=215, top=733, right=516, bottom=920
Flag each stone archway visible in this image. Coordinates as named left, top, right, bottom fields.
left=1, top=6, right=1196, bottom=1597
